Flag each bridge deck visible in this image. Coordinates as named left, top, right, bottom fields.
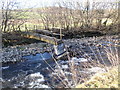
left=23, top=32, right=61, bottom=45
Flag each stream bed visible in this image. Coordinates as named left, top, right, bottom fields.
left=2, top=52, right=55, bottom=88
left=1, top=36, right=119, bottom=88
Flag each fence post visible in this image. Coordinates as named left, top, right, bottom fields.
left=60, top=28, right=62, bottom=40
left=25, top=24, right=27, bottom=31
left=18, top=26, right=21, bottom=31
left=34, top=25, right=36, bottom=30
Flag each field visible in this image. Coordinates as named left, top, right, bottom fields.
left=1, top=1, right=119, bottom=89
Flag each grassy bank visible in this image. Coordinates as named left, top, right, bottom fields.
left=76, top=67, right=118, bottom=88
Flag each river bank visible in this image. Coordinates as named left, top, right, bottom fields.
left=1, top=35, right=119, bottom=65
left=1, top=35, right=119, bottom=88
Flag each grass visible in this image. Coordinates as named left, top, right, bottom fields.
left=74, top=36, right=119, bottom=88
left=41, top=36, right=119, bottom=88
left=2, top=31, right=119, bottom=88
left=76, top=66, right=118, bottom=88
left=6, top=8, right=115, bottom=32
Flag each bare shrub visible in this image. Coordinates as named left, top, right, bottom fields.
left=42, top=36, right=119, bottom=88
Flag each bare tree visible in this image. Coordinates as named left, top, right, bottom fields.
left=35, top=0, right=118, bottom=34
left=1, top=0, right=16, bottom=32
left=1, top=0, right=28, bottom=32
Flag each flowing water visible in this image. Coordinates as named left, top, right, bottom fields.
left=2, top=52, right=55, bottom=88
left=2, top=38, right=119, bottom=88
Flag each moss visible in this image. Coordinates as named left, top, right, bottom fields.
left=76, top=67, right=118, bottom=88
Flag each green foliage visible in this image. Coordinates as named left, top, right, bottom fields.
left=11, top=10, right=43, bottom=20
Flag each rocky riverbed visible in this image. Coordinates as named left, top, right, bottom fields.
left=1, top=35, right=120, bottom=88
left=1, top=35, right=119, bottom=64
left=1, top=43, right=52, bottom=64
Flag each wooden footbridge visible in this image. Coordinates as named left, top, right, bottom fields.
left=22, top=29, right=67, bottom=59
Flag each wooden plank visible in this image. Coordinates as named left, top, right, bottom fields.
left=23, top=32, right=60, bottom=45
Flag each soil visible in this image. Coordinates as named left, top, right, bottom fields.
left=2, top=30, right=105, bottom=47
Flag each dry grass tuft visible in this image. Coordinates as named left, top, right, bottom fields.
left=76, top=67, right=118, bottom=88
left=44, top=36, right=119, bottom=88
